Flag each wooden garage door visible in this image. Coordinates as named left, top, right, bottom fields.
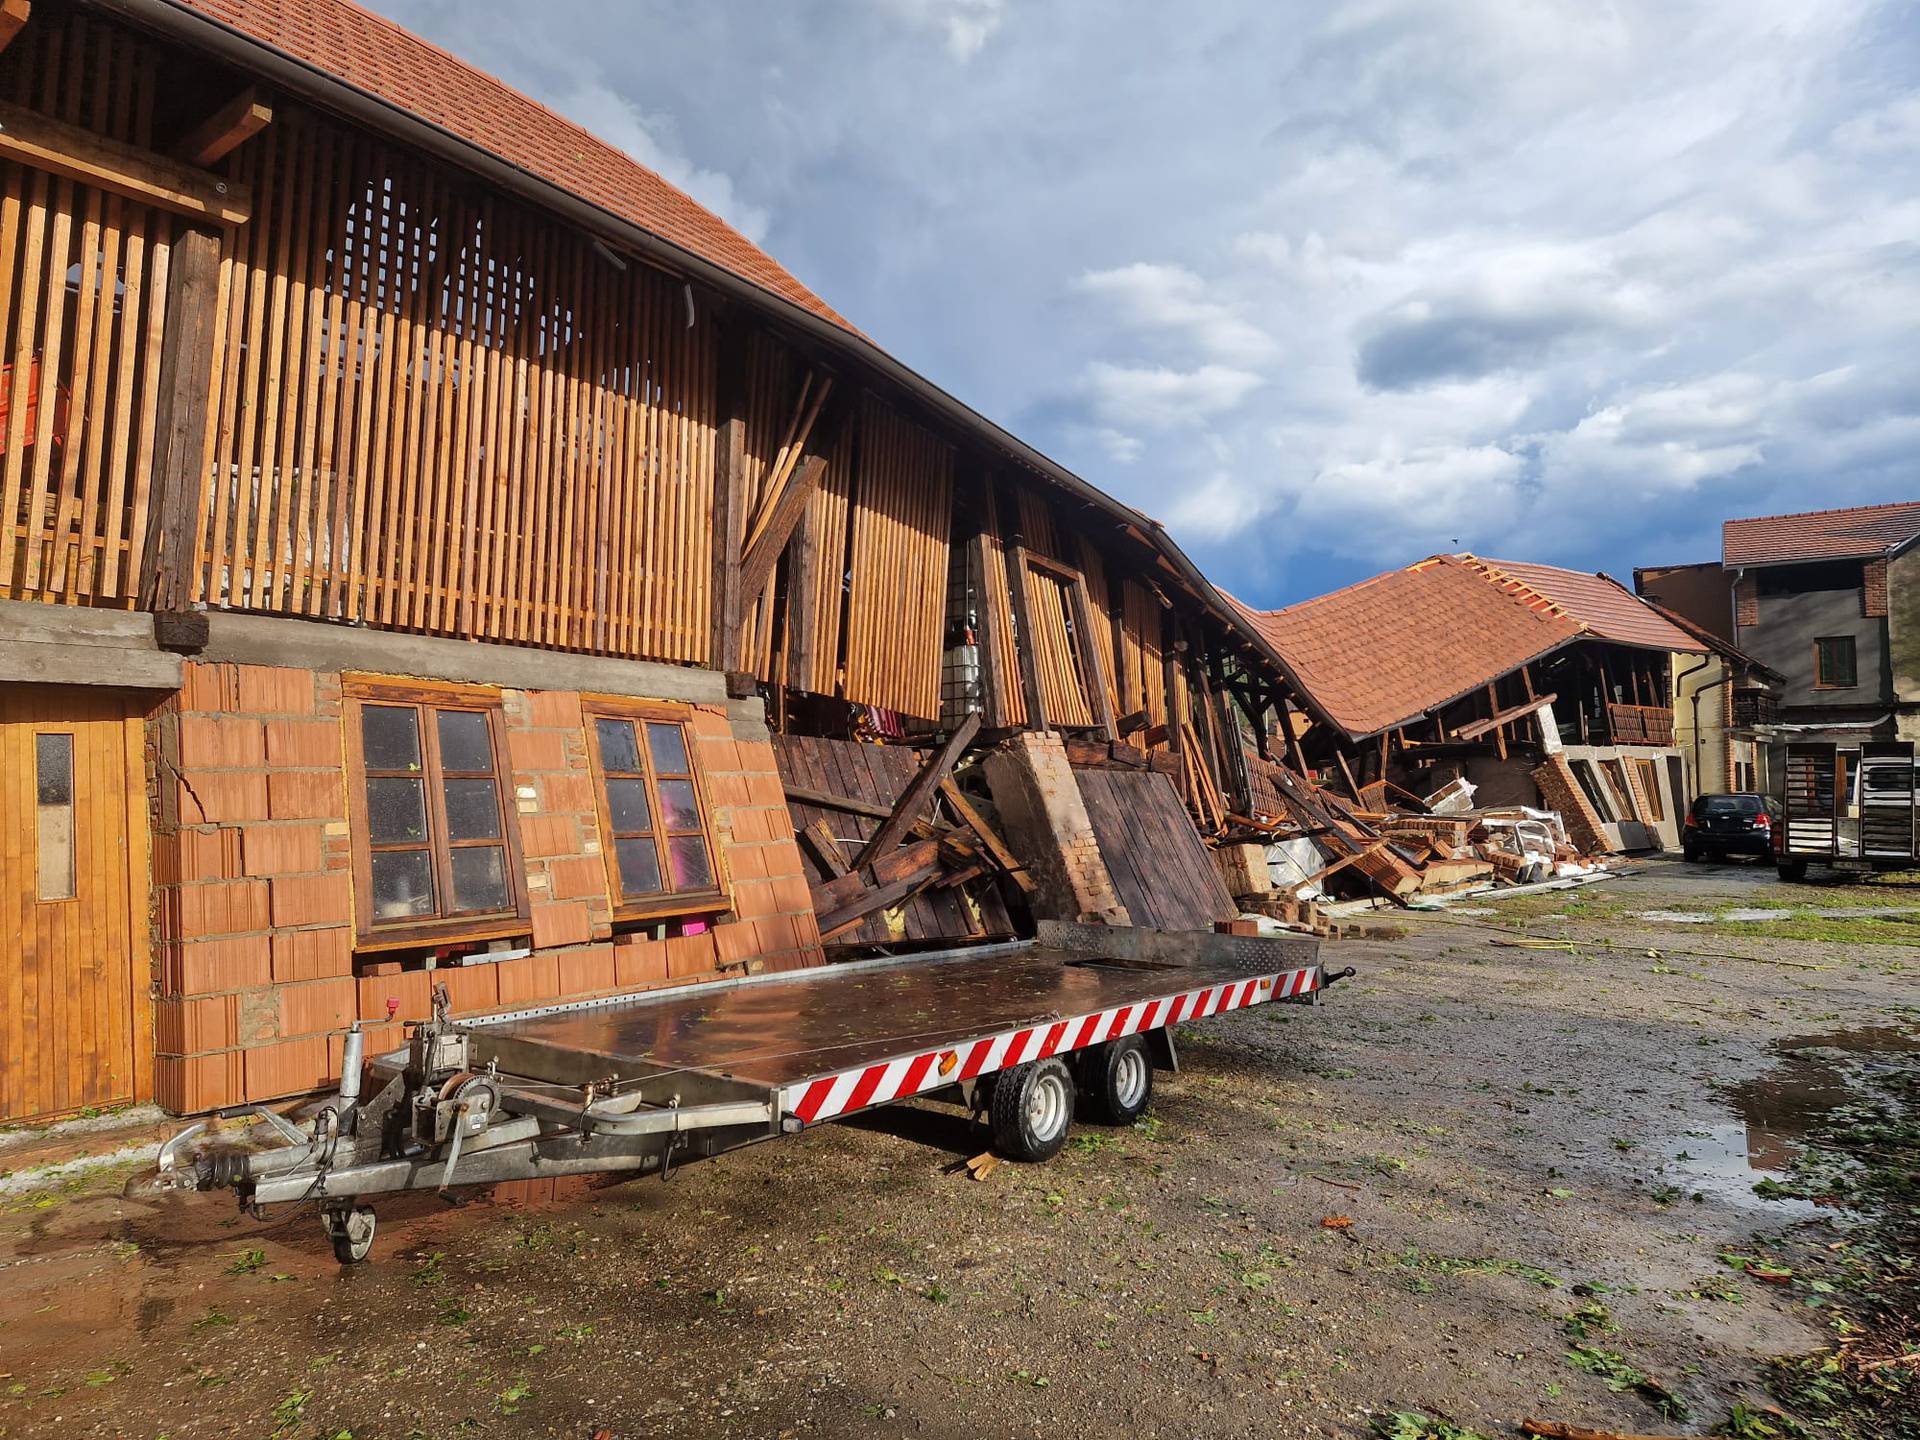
left=0, top=686, right=151, bottom=1122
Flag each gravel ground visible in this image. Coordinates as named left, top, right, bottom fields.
left=0, top=857, right=1911, bottom=1439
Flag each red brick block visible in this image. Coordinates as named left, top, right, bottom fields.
left=167, top=934, right=271, bottom=995
left=710, top=772, right=752, bottom=811
left=270, top=871, right=353, bottom=928
left=754, top=914, right=801, bottom=957
left=744, top=770, right=787, bottom=809
left=269, top=770, right=344, bottom=820
left=359, top=968, right=433, bottom=1024
left=791, top=912, right=824, bottom=954
left=556, top=943, right=616, bottom=997
left=724, top=841, right=767, bottom=882
left=243, top=823, right=326, bottom=878
left=156, top=1050, right=246, bottom=1115
left=155, top=994, right=240, bottom=1053
left=243, top=1035, right=334, bottom=1101
left=235, top=665, right=314, bottom=717
left=688, top=707, right=732, bottom=739
left=546, top=854, right=607, bottom=902
left=177, top=770, right=270, bottom=824
left=770, top=872, right=812, bottom=916
left=613, top=935, right=670, bottom=988
left=266, top=718, right=341, bottom=769
left=665, top=932, right=720, bottom=979
left=731, top=877, right=778, bottom=921
left=524, top=690, right=582, bottom=729
left=540, top=772, right=594, bottom=814
left=694, top=736, right=740, bottom=775
left=531, top=900, right=592, bottom=950
left=176, top=878, right=270, bottom=939
left=280, top=977, right=356, bottom=1037
left=508, top=729, right=570, bottom=773
left=496, top=953, right=561, bottom=1007
left=519, top=813, right=583, bottom=858
left=441, top=963, right=500, bottom=1015
left=179, top=661, right=234, bottom=714
left=271, top=926, right=355, bottom=982
left=713, top=918, right=759, bottom=965
left=175, top=827, right=243, bottom=884
left=178, top=714, right=265, bottom=770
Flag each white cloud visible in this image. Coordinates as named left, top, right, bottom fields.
left=1082, top=362, right=1264, bottom=430
left=1073, top=263, right=1275, bottom=363
left=872, top=0, right=1009, bottom=59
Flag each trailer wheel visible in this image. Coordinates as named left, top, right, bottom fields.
left=1776, top=858, right=1809, bottom=882
left=324, top=1204, right=377, bottom=1265
left=989, top=1057, right=1074, bottom=1162
left=1082, top=1035, right=1153, bottom=1126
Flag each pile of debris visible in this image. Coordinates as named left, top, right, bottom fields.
left=1210, top=757, right=1608, bottom=927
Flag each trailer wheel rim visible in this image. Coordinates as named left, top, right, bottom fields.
left=1113, top=1047, right=1148, bottom=1110
left=1026, top=1071, right=1068, bottom=1139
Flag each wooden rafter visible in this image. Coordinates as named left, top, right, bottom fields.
left=0, top=0, right=28, bottom=56
left=175, top=86, right=273, bottom=168
left=0, top=101, right=251, bottom=225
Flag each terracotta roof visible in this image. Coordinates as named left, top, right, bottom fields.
left=173, top=0, right=854, bottom=333
left=1462, top=558, right=1707, bottom=654
left=1245, top=556, right=1581, bottom=739
left=1723, top=501, right=1920, bottom=568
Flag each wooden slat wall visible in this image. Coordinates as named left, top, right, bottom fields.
left=1075, top=538, right=1121, bottom=721
left=978, top=486, right=1025, bottom=727
left=837, top=396, right=953, bottom=719
left=193, top=109, right=719, bottom=662
left=0, top=15, right=167, bottom=607
left=1118, top=579, right=1169, bottom=745
left=1075, top=766, right=1235, bottom=930
left=1026, top=566, right=1094, bottom=728
left=740, top=332, right=807, bottom=679
left=789, top=434, right=852, bottom=697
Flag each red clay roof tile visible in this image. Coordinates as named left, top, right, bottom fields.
left=1723, top=501, right=1920, bottom=568
left=1463, top=558, right=1707, bottom=654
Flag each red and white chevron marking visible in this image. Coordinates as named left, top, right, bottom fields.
left=780, top=965, right=1320, bottom=1126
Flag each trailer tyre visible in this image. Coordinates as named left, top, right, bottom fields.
left=325, top=1205, right=377, bottom=1265
left=989, top=1057, right=1074, bottom=1162
left=1082, top=1035, right=1154, bottom=1126
left=1776, top=858, right=1809, bottom=882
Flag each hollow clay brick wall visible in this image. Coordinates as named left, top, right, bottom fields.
left=152, top=661, right=823, bottom=1114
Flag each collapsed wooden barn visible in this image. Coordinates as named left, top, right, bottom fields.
left=0, top=0, right=1321, bottom=1123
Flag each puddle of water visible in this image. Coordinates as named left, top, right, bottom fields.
left=1637, top=907, right=1790, bottom=923
left=1674, top=1024, right=1919, bottom=1216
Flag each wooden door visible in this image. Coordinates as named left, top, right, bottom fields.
left=0, top=686, right=151, bottom=1122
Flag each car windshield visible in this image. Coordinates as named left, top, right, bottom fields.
left=1696, top=795, right=1763, bottom=816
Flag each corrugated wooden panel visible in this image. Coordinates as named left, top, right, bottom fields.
left=0, top=15, right=168, bottom=607
left=194, top=109, right=718, bottom=663
left=840, top=396, right=952, bottom=719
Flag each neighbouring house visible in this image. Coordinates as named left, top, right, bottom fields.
left=1243, top=555, right=1712, bottom=854
left=0, top=0, right=1319, bottom=1127
left=1633, top=563, right=1783, bottom=797
left=1720, top=503, right=1920, bottom=768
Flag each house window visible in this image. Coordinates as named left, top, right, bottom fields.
left=1814, top=636, right=1857, bottom=689
left=345, top=682, right=526, bottom=946
left=586, top=703, right=722, bottom=918
left=35, top=733, right=75, bottom=902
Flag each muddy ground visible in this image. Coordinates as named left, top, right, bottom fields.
left=0, top=857, right=1912, bottom=1439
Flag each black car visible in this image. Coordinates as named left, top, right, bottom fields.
left=1682, top=792, right=1781, bottom=861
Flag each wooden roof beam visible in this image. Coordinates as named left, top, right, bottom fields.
left=175, top=85, right=273, bottom=168
left=0, top=1, right=29, bottom=57
left=0, top=100, right=250, bottom=224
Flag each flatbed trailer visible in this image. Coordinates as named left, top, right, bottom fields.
left=155, top=922, right=1334, bottom=1262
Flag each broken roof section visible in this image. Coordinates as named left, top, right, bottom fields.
left=1246, top=556, right=1580, bottom=740
left=1249, top=553, right=1712, bottom=741
left=1723, top=501, right=1920, bottom=568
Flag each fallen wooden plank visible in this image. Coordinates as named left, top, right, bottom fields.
left=783, top=783, right=893, bottom=821
left=817, top=862, right=945, bottom=939
left=852, top=711, right=982, bottom=867
left=1454, top=691, right=1558, bottom=741
left=798, top=820, right=850, bottom=879
left=810, top=837, right=946, bottom=915
left=937, top=778, right=1035, bottom=893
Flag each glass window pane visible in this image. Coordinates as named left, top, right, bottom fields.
left=667, top=833, right=713, bottom=892
left=646, top=721, right=690, bottom=775
left=361, top=705, right=421, bottom=771
left=596, top=717, right=641, bottom=774
left=370, top=849, right=435, bottom=920
left=606, top=777, right=652, bottom=834
left=657, top=777, right=701, bottom=831
left=366, top=777, right=428, bottom=844
left=35, top=734, right=74, bottom=902
left=449, top=846, right=509, bottom=914
left=442, top=777, right=501, bottom=841
left=436, top=709, right=494, bottom=773
left=616, top=836, right=662, bottom=897
left=36, top=733, right=72, bottom=805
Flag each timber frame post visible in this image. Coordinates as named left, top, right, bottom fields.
left=140, top=223, right=223, bottom=611
left=709, top=310, right=750, bottom=674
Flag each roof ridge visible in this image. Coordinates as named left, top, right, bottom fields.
left=1722, top=499, right=1920, bottom=529
left=1453, top=554, right=1580, bottom=626
left=1260, top=559, right=1443, bottom=619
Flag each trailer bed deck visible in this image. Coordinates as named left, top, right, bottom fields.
left=461, top=930, right=1322, bottom=1125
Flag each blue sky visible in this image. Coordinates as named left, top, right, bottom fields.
left=376, top=0, right=1920, bottom=610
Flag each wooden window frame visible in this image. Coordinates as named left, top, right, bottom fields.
left=582, top=696, right=728, bottom=923
left=1813, top=635, right=1858, bottom=690
left=343, top=676, right=530, bottom=951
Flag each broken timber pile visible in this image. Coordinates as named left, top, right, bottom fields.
left=1204, top=755, right=1610, bottom=925
left=777, top=715, right=1035, bottom=948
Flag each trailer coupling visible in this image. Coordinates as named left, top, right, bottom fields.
left=153, top=986, right=780, bottom=1263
